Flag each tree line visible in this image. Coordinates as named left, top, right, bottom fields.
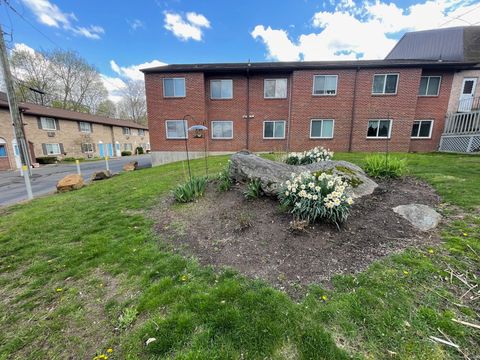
left=11, top=48, right=147, bottom=125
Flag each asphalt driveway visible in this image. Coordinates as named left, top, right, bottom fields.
left=0, top=155, right=152, bottom=207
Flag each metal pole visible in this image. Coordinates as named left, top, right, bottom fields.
left=0, top=24, right=33, bottom=182
left=204, top=130, right=208, bottom=178
left=105, top=156, right=110, bottom=172
left=22, top=165, right=33, bottom=200
left=183, top=115, right=192, bottom=182
left=76, top=159, right=81, bottom=175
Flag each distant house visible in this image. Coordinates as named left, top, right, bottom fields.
left=387, top=26, right=480, bottom=152
left=0, top=92, right=150, bottom=170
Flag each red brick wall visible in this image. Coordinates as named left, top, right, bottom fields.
left=410, top=71, right=454, bottom=152
left=145, top=67, right=454, bottom=155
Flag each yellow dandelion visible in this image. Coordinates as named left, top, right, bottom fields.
left=403, top=270, right=409, bottom=275
left=321, top=295, right=328, bottom=301
left=463, top=233, right=468, bottom=237
left=56, top=288, right=63, bottom=292
left=107, top=348, right=113, bottom=353
left=181, top=275, right=188, bottom=282
left=428, top=249, right=434, bottom=254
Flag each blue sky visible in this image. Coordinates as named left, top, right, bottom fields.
left=1, top=0, right=479, bottom=100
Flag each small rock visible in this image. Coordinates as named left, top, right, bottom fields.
left=393, top=204, right=441, bottom=231
left=91, top=170, right=112, bottom=181
left=56, top=174, right=84, bottom=192
left=123, top=161, right=139, bottom=172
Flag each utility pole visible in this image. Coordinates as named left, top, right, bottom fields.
left=0, top=23, right=33, bottom=199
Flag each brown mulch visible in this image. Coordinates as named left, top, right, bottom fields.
left=152, top=177, right=442, bottom=296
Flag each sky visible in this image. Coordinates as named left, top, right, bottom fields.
left=1, top=0, right=480, bottom=101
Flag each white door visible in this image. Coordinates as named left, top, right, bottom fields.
left=458, top=78, right=477, bottom=112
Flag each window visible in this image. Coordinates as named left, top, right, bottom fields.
left=264, top=79, right=287, bottom=99
left=45, top=143, right=61, bottom=155
left=367, top=120, right=392, bottom=138
left=0, top=144, right=6, bottom=157
left=123, top=127, right=131, bottom=135
left=372, top=74, right=398, bottom=94
left=40, top=117, right=57, bottom=130
left=211, top=121, right=233, bottom=139
left=313, top=75, right=338, bottom=95
left=124, top=143, right=133, bottom=151
left=79, top=121, right=92, bottom=133
left=166, top=120, right=187, bottom=139
left=263, top=121, right=286, bottom=139
left=418, top=76, right=441, bottom=96
left=138, top=129, right=145, bottom=136
left=411, top=120, right=433, bottom=138
left=211, top=79, right=233, bottom=99
left=81, top=143, right=94, bottom=153
left=163, top=78, right=186, bottom=97
left=310, top=119, right=334, bottom=138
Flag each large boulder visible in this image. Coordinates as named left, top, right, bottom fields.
left=91, top=170, right=112, bottom=181
left=123, top=161, right=138, bottom=172
left=57, top=174, right=84, bottom=192
left=229, top=151, right=377, bottom=198
left=393, top=204, right=441, bottom=231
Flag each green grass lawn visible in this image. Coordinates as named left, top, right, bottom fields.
left=0, top=153, right=478, bottom=359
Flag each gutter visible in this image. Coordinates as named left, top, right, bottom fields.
left=348, top=66, right=360, bottom=152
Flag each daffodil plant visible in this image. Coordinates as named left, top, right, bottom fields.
left=284, top=146, right=333, bottom=165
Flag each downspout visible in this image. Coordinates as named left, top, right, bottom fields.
left=286, top=72, right=293, bottom=154
left=246, top=65, right=250, bottom=150
left=348, top=66, right=360, bottom=152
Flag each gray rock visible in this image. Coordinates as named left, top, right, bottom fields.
left=393, top=204, right=441, bottom=231
left=91, top=170, right=112, bottom=181
left=229, top=150, right=377, bottom=198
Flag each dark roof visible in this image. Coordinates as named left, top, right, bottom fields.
left=386, top=26, right=480, bottom=62
left=141, top=59, right=479, bottom=74
left=0, top=92, right=148, bottom=130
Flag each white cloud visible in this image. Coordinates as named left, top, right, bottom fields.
left=128, top=19, right=145, bottom=30
left=20, top=0, right=104, bottom=39
left=110, top=59, right=167, bottom=81
left=252, top=0, right=480, bottom=61
left=164, top=11, right=210, bottom=41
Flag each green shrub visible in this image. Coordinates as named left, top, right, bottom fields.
left=173, top=176, right=208, bottom=203
left=61, top=157, right=77, bottom=162
left=244, top=178, right=263, bottom=199
left=278, top=172, right=353, bottom=227
left=216, top=163, right=233, bottom=192
left=364, top=154, right=407, bottom=178
left=36, top=156, right=57, bottom=164
left=284, top=146, right=334, bottom=165
left=135, top=147, right=144, bottom=155
left=121, top=151, right=132, bottom=156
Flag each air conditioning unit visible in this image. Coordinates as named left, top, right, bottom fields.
left=47, top=132, right=55, bottom=137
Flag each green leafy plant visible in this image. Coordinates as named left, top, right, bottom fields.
left=35, top=156, right=57, bottom=164
left=364, top=154, right=407, bottom=178
left=173, top=176, right=208, bottom=203
left=244, top=178, right=264, bottom=199
left=121, top=151, right=132, bottom=156
left=284, top=146, right=333, bottom=165
left=278, top=171, right=353, bottom=227
left=135, top=146, right=145, bottom=155
left=118, top=307, right=138, bottom=330
left=216, top=163, right=233, bottom=192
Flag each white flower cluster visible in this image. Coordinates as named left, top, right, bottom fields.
left=285, top=146, right=333, bottom=164
left=284, top=171, right=353, bottom=208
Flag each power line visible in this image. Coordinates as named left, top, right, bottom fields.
left=439, top=3, right=480, bottom=27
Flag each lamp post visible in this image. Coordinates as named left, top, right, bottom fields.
left=182, top=114, right=193, bottom=182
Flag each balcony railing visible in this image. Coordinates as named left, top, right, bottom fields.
left=444, top=110, right=480, bottom=135
left=457, top=96, right=480, bottom=113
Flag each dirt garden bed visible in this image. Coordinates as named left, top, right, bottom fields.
left=152, top=177, right=441, bottom=297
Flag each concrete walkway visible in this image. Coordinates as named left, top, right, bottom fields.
left=0, top=155, right=152, bottom=207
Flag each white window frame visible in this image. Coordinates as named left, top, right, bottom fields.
left=264, top=79, right=288, bottom=99
left=411, top=120, right=434, bottom=139
left=79, top=121, right=92, bottom=133
left=210, top=79, right=233, bottom=99
left=418, top=76, right=441, bottom=96
left=124, top=143, right=133, bottom=151
left=372, top=73, right=399, bottom=95
left=366, top=119, right=392, bottom=139
left=165, top=120, right=188, bottom=139
left=123, top=127, right=131, bottom=135
left=163, top=77, right=186, bottom=98
left=45, top=143, right=61, bottom=155
left=309, top=119, right=335, bottom=139
left=263, top=120, right=286, bottom=139
left=211, top=121, right=233, bottom=139
left=312, top=75, right=338, bottom=96
left=41, top=117, right=57, bottom=131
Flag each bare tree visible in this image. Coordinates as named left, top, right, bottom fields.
left=117, top=80, right=147, bottom=124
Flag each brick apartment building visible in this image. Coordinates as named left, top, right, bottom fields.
left=142, top=27, right=480, bottom=166
left=0, top=92, right=150, bottom=170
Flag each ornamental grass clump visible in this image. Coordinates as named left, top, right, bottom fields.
left=173, top=176, right=208, bottom=203
left=278, top=172, right=353, bottom=227
left=284, top=146, right=334, bottom=165
left=364, top=154, right=407, bottom=178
